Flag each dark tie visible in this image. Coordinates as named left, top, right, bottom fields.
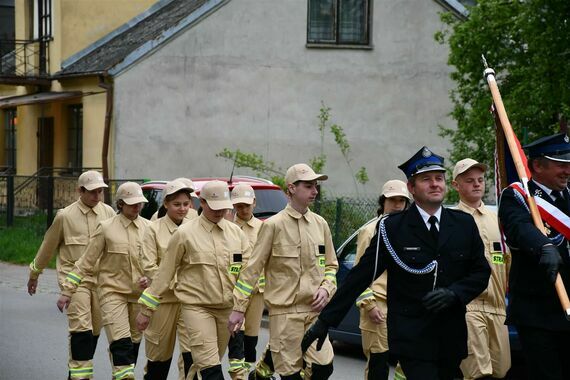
left=428, top=215, right=439, bottom=242
left=553, top=191, right=569, bottom=214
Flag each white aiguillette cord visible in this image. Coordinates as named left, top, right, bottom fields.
left=374, top=216, right=439, bottom=290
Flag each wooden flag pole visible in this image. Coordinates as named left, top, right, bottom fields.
left=483, top=57, right=570, bottom=320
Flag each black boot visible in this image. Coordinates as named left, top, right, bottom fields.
left=132, top=341, right=141, bottom=366
left=200, top=364, right=224, bottom=380
left=182, top=352, right=198, bottom=380
left=91, top=334, right=100, bottom=357
left=280, top=372, right=303, bottom=380
left=244, top=335, right=259, bottom=363
left=144, top=359, right=172, bottom=380
left=311, top=362, right=334, bottom=380
left=368, top=352, right=389, bottom=380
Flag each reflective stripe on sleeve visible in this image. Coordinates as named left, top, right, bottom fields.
left=258, top=275, right=266, bottom=288
left=139, top=290, right=160, bottom=310
left=66, top=272, right=82, bottom=286
left=29, top=259, right=42, bottom=274
left=355, top=289, right=374, bottom=306
left=235, top=279, right=254, bottom=297
left=324, top=269, right=337, bottom=285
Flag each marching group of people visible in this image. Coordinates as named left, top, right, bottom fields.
left=25, top=132, right=570, bottom=380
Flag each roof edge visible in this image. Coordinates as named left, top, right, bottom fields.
left=61, top=0, right=178, bottom=69
left=433, top=0, right=469, bottom=19
left=108, top=0, right=230, bottom=77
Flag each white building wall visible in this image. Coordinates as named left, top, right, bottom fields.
left=113, top=0, right=456, bottom=195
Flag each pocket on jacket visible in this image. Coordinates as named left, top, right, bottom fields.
left=64, top=235, right=88, bottom=246
left=271, top=245, right=300, bottom=277
left=189, top=251, right=217, bottom=266
left=107, top=243, right=129, bottom=255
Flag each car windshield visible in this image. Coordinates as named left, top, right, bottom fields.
left=253, top=189, right=287, bottom=218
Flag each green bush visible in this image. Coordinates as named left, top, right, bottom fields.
left=0, top=214, right=51, bottom=267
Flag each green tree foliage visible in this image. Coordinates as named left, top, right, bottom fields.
left=436, top=0, right=570, bottom=169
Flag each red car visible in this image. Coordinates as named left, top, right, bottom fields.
left=140, top=176, right=288, bottom=220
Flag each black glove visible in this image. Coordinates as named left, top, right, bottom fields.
left=422, top=288, right=457, bottom=313
left=539, top=244, right=563, bottom=284
left=301, top=318, right=329, bottom=352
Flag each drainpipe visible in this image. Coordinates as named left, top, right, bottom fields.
left=98, top=74, right=113, bottom=205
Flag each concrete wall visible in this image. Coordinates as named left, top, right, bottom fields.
left=114, top=0, right=457, bottom=195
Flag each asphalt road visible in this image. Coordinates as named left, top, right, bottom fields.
left=0, top=263, right=366, bottom=379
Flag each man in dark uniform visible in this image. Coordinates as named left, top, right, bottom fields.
left=302, top=146, right=490, bottom=380
left=498, top=133, right=570, bottom=380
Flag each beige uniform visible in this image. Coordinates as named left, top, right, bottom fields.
left=62, top=213, right=150, bottom=379
left=140, top=214, right=198, bottom=378
left=139, top=214, right=250, bottom=372
left=353, top=218, right=390, bottom=373
left=233, top=204, right=338, bottom=377
left=29, top=199, right=115, bottom=379
left=235, top=215, right=265, bottom=336
left=457, top=201, right=511, bottom=379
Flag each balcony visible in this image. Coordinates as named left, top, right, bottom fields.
left=0, top=39, right=51, bottom=86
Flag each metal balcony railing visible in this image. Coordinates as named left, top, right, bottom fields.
left=0, top=39, right=50, bottom=78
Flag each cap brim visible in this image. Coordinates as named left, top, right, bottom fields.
left=545, top=153, right=570, bottom=163
left=413, top=166, right=446, bottom=176
left=206, top=199, right=233, bottom=210
left=384, top=191, right=411, bottom=200
left=123, top=196, right=148, bottom=205
left=83, top=182, right=108, bottom=191
left=231, top=197, right=254, bottom=205
left=454, top=163, right=488, bottom=179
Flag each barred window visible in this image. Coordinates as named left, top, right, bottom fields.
left=307, top=0, right=371, bottom=47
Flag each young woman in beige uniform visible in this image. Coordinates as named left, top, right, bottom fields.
left=137, top=180, right=250, bottom=380
left=57, top=182, right=150, bottom=380
left=354, top=180, right=410, bottom=380
left=139, top=180, right=199, bottom=379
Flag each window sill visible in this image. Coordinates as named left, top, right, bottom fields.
left=305, top=43, right=374, bottom=50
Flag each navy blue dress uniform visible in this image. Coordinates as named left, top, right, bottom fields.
left=302, top=147, right=490, bottom=380
left=498, top=133, right=570, bottom=380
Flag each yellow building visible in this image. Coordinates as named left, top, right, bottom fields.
left=0, top=0, right=156, bottom=177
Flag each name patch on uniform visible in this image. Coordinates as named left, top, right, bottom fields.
left=317, top=256, right=325, bottom=267
left=492, top=253, right=505, bottom=265
left=229, top=252, right=243, bottom=275
left=403, top=247, right=420, bottom=251
left=229, top=264, right=242, bottom=275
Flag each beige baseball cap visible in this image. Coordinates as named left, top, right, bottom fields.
left=116, top=182, right=148, bottom=205
left=284, top=163, right=328, bottom=186
left=382, top=180, right=410, bottom=200
left=78, top=171, right=107, bottom=191
left=162, top=180, right=192, bottom=201
left=173, top=177, right=195, bottom=191
left=453, top=158, right=488, bottom=180
left=200, top=180, right=232, bottom=210
left=231, top=184, right=255, bottom=205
